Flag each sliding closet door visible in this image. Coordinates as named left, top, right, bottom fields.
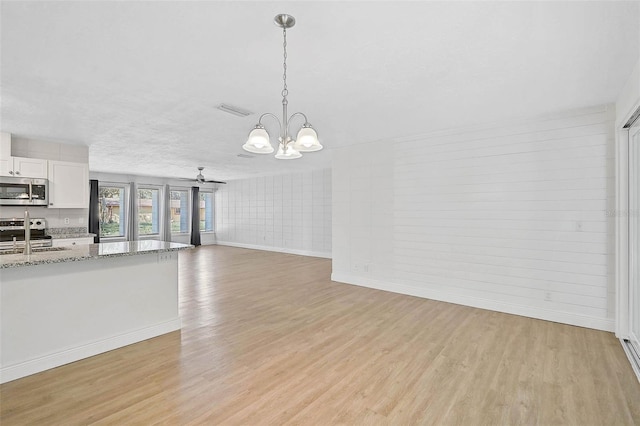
left=630, top=120, right=640, bottom=354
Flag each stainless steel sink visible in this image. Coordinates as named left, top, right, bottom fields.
left=0, top=246, right=70, bottom=255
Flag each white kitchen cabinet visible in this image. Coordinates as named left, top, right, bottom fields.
left=1, top=156, right=48, bottom=178
left=51, top=237, right=95, bottom=247
left=48, top=160, right=89, bottom=208
left=1, top=245, right=181, bottom=383
left=0, top=132, right=11, bottom=176
left=1, top=134, right=49, bottom=178
left=10, top=157, right=48, bottom=178
left=0, top=157, right=13, bottom=177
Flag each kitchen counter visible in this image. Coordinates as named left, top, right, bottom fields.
left=1, top=240, right=192, bottom=383
left=0, top=240, right=192, bottom=268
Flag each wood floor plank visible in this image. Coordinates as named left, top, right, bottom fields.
left=1, top=245, right=639, bottom=425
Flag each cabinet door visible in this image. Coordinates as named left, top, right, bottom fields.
left=0, top=134, right=13, bottom=177
left=0, top=157, right=12, bottom=177
left=48, top=161, right=89, bottom=208
left=51, top=237, right=94, bottom=247
left=13, top=157, right=48, bottom=178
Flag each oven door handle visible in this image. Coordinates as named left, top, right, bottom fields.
left=28, top=181, right=33, bottom=202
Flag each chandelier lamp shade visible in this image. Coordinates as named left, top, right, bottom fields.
left=242, top=14, right=323, bottom=159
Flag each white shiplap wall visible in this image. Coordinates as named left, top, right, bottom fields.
left=332, top=105, right=616, bottom=331
left=215, top=169, right=332, bottom=258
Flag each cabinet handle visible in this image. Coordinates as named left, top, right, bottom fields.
left=8, top=171, right=13, bottom=175
left=15, top=171, right=20, bottom=175
left=49, top=203, right=53, bottom=206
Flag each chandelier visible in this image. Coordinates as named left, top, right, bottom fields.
left=242, top=14, right=323, bottom=159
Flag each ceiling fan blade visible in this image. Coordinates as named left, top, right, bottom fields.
left=177, top=177, right=225, bottom=184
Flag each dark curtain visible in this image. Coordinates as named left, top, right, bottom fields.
left=190, top=186, right=201, bottom=246
left=88, top=179, right=100, bottom=243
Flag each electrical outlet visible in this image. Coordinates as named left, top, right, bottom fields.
left=158, top=252, right=172, bottom=262
left=64, top=218, right=70, bottom=225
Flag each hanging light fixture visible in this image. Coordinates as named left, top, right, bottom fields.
left=242, top=14, right=323, bottom=159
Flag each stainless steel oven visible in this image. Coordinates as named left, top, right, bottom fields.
left=0, top=217, right=52, bottom=250
left=0, top=176, right=48, bottom=206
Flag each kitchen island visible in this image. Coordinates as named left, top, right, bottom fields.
left=0, top=240, right=192, bottom=383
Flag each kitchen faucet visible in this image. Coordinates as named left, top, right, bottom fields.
left=23, top=209, right=32, bottom=255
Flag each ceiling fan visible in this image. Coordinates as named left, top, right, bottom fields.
left=181, top=167, right=226, bottom=185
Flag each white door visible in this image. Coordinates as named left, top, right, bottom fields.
left=629, top=119, right=640, bottom=354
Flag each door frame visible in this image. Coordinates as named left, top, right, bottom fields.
left=616, top=123, right=631, bottom=339
left=627, top=121, right=640, bottom=350
left=616, top=101, right=640, bottom=382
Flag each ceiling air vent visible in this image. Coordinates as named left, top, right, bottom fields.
left=217, top=104, right=252, bottom=117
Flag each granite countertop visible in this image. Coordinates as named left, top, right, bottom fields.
left=0, top=241, right=193, bottom=269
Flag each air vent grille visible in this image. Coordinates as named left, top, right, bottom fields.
left=217, top=104, right=252, bottom=117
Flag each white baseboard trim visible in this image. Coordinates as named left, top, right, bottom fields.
left=0, top=318, right=181, bottom=384
left=216, top=241, right=332, bottom=259
left=331, top=272, right=614, bottom=332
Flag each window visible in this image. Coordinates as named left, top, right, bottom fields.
left=138, top=187, right=160, bottom=236
left=98, top=185, right=127, bottom=238
left=200, top=191, right=214, bottom=232
left=170, top=189, right=189, bottom=234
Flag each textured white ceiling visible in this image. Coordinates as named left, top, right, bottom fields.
left=1, top=1, right=638, bottom=181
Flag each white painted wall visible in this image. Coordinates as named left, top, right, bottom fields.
left=11, top=136, right=89, bottom=163
left=215, top=169, right=332, bottom=258
left=332, top=105, right=616, bottom=331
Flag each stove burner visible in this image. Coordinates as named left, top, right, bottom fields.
left=0, top=217, right=51, bottom=249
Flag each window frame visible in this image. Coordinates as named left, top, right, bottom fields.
left=199, top=189, right=215, bottom=234
left=169, top=187, right=191, bottom=235
left=136, top=184, right=164, bottom=239
left=97, top=182, right=129, bottom=241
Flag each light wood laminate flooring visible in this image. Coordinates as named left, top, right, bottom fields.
left=1, top=245, right=639, bottom=425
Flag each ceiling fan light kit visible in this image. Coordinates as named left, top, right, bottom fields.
left=242, top=14, right=323, bottom=159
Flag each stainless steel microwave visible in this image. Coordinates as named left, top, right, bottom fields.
left=0, top=176, right=49, bottom=206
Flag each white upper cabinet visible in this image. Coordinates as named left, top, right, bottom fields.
left=48, top=160, right=89, bottom=209
left=12, top=157, right=48, bottom=178
left=0, top=132, right=11, bottom=176
left=0, top=133, right=48, bottom=178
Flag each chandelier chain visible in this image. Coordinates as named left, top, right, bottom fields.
left=282, top=27, right=288, bottom=100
